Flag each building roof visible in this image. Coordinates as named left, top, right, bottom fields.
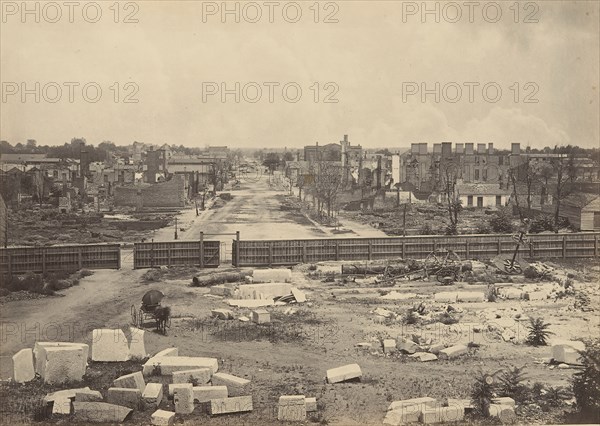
left=562, top=193, right=600, bottom=208
left=457, top=183, right=511, bottom=196
left=0, top=153, right=61, bottom=163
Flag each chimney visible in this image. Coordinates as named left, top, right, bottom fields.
left=465, top=143, right=474, bottom=155
left=419, top=143, right=428, bottom=155
left=433, top=143, right=442, bottom=154
left=511, top=143, right=520, bottom=155
left=455, top=143, right=464, bottom=154
left=442, top=142, right=452, bottom=157
left=477, top=143, right=486, bottom=154
left=296, top=150, right=301, bottom=161
left=488, top=143, right=494, bottom=155
left=411, top=143, right=419, bottom=154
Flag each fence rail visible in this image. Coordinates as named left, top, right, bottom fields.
left=0, top=244, right=121, bottom=275
left=232, top=232, right=600, bottom=267
left=133, top=240, right=220, bottom=269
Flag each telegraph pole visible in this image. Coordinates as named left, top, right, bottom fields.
left=174, top=217, right=178, bottom=240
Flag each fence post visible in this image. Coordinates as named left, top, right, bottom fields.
left=529, top=237, right=534, bottom=258
left=8, top=253, right=12, bottom=277
left=42, top=248, right=47, bottom=275
left=402, top=240, right=406, bottom=258
left=199, top=232, right=204, bottom=269
left=302, top=241, right=307, bottom=263
left=368, top=241, right=372, bottom=261
left=168, top=247, right=172, bottom=266
left=335, top=241, right=340, bottom=261
left=268, top=242, right=273, bottom=266
left=595, top=235, right=598, bottom=257
left=117, top=245, right=121, bottom=269
left=562, top=236, right=567, bottom=258
left=150, top=243, right=154, bottom=268
left=235, top=231, right=240, bottom=267
left=465, top=241, right=470, bottom=259
left=497, top=238, right=502, bottom=255
left=78, top=247, right=83, bottom=269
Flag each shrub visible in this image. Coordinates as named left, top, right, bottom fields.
left=525, top=317, right=553, bottom=346
left=529, top=216, right=554, bottom=233
left=445, top=223, right=458, bottom=235
left=523, top=266, right=540, bottom=279
left=489, top=208, right=515, bottom=233
left=572, top=339, right=600, bottom=423
left=497, top=366, right=528, bottom=403
left=471, top=371, right=496, bottom=417
left=420, top=223, right=435, bottom=235
left=78, top=269, right=94, bottom=278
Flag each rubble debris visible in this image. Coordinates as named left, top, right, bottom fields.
left=72, top=401, right=132, bottom=423
left=500, top=288, right=524, bottom=300
left=154, top=347, right=178, bottom=357
left=252, top=268, right=292, bottom=283
left=251, top=309, right=271, bottom=324
left=172, top=368, right=212, bottom=384
left=420, top=405, right=464, bottom=424
left=143, top=356, right=219, bottom=376
left=238, top=282, right=292, bottom=299
left=193, top=386, right=228, bottom=403
left=209, top=284, right=236, bottom=297
left=356, top=342, right=373, bottom=349
left=385, top=397, right=438, bottom=425
left=388, top=397, right=438, bottom=412
left=34, top=342, right=88, bottom=375
left=12, top=348, right=35, bottom=383
left=238, top=316, right=250, bottom=322
left=44, top=387, right=91, bottom=404
left=173, top=384, right=194, bottom=414
left=107, top=387, right=142, bottom=410
left=397, top=338, right=420, bottom=354
left=211, top=372, right=251, bottom=392
left=456, top=292, right=485, bottom=303
left=278, top=395, right=306, bottom=421
left=91, top=329, right=130, bottom=362
left=227, top=299, right=275, bottom=308
left=489, top=404, right=516, bottom=422
left=438, top=344, right=468, bottom=360
left=383, top=339, right=397, bottom=354
left=151, top=409, right=175, bottom=426
left=306, top=397, right=317, bottom=412
left=434, top=292, right=458, bottom=303
left=75, top=390, right=103, bottom=402
left=326, top=363, right=362, bottom=383
left=52, top=397, right=72, bottom=414
left=143, top=383, right=164, bottom=407
left=210, top=395, right=253, bottom=415
left=211, top=309, right=234, bottom=320
left=551, top=340, right=585, bottom=364
left=40, top=346, right=86, bottom=384
left=129, top=327, right=148, bottom=359
left=381, top=291, right=417, bottom=300
left=493, top=397, right=516, bottom=407
left=114, top=371, right=146, bottom=393
left=291, top=287, right=307, bottom=303
left=373, top=307, right=395, bottom=318
left=409, top=352, right=438, bottom=362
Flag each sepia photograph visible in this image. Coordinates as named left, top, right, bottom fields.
left=0, top=0, right=599, bottom=424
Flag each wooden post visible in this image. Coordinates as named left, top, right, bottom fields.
left=199, top=232, right=204, bottom=269
left=168, top=247, right=172, bottom=266
left=150, top=243, right=154, bottom=268
left=268, top=242, right=273, bottom=266
left=302, top=241, right=307, bottom=263
left=465, top=241, right=470, bottom=259
left=595, top=235, right=598, bottom=257
left=368, top=241, right=372, bottom=261
left=78, top=247, right=83, bottom=269
left=235, top=231, right=240, bottom=266
left=497, top=238, right=502, bottom=255
left=402, top=241, right=406, bottom=258
left=562, top=236, right=567, bottom=258
left=8, top=253, right=12, bottom=277
left=42, top=249, right=47, bottom=275
left=529, top=237, right=534, bottom=258
left=117, top=245, right=121, bottom=269
left=335, top=241, right=340, bottom=261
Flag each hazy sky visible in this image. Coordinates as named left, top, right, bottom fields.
left=1, top=1, right=598, bottom=150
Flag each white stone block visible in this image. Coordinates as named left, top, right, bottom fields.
left=211, top=309, right=234, bottom=320
left=251, top=309, right=271, bottom=324
left=438, top=344, right=468, bottom=360
left=52, top=397, right=72, bottom=415
left=434, top=292, right=458, bottom=303
left=75, top=390, right=103, bottom=402
left=143, top=383, right=164, bottom=407
left=107, top=387, right=141, bottom=410
left=388, top=397, right=438, bottom=411
left=237, top=282, right=292, bottom=299
left=129, top=327, right=148, bottom=359
left=34, top=342, right=88, bottom=375
left=420, top=406, right=464, bottom=424
left=326, top=364, right=362, bottom=384
left=306, top=397, right=317, bottom=412
left=12, top=348, right=35, bottom=383
left=489, top=404, right=516, bottom=422
left=174, top=384, right=194, bottom=414
left=457, top=292, right=485, bottom=303
left=493, top=397, right=515, bottom=407
left=210, top=396, right=253, bottom=415
left=151, top=409, right=175, bottom=426
left=143, top=356, right=219, bottom=376
left=383, top=339, right=397, bottom=354
left=72, top=401, right=132, bottom=423
left=193, top=385, right=228, bottom=403
left=41, top=346, right=86, bottom=384
left=552, top=340, right=585, bottom=364
left=114, top=371, right=145, bottom=393
left=154, top=347, right=178, bottom=357
left=91, top=329, right=130, bottom=362
left=172, top=368, right=212, bottom=385
left=278, top=395, right=306, bottom=421
left=252, top=268, right=292, bottom=283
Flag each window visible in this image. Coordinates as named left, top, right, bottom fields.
left=483, top=169, right=488, bottom=181
left=496, top=195, right=502, bottom=206
left=474, top=169, right=480, bottom=180
left=499, top=156, right=504, bottom=165
left=467, top=196, right=473, bottom=206
left=477, top=197, right=484, bottom=207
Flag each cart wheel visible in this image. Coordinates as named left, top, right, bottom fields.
left=503, top=259, right=522, bottom=275
left=131, top=305, right=138, bottom=326
left=436, top=267, right=457, bottom=285
left=138, top=309, right=145, bottom=327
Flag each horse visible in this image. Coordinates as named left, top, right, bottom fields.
left=154, top=306, right=171, bottom=335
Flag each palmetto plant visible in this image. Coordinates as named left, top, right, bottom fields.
left=526, top=317, right=553, bottom=346
left=497, top=366, right=528, bottom=403
left=471, top=371, right=497, bottom=417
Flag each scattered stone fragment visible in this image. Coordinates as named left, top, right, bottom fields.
left=210, top=285, right=235, bottom=297
left=252, top=268, right=292, bottom=283
left=210, top=395, right=253, bottom=415
left=388, top=397, right=438, bottom=412
left=12, top=348, right=35, bottom=383
left=238, top=316, right=250, bottom=322
left=356, top=342, right=372, bottom=349
left=291, top=287, right=306, bottom=303
left=193, top=385, right=228, bottom=403
left=173, top=368, right=212, bottom=385
left=434, top=292, right=458, bottom=303
left=447, top=398, right=473, bottom=413
left=420, top=405, right=464, bottom=424
left=552, top=340, right=585, bottom=364
left=107, top=388, right=142, bottom=410
left=143, top=383, right=164, bottom=407
left=278, top=395, right=306, bottom=421
left=383, top=339, right=397, bottom=354
left=489, top=404, right=516, bottom=422
left=34, top=342, right=88, bottom=376
left=91, top=329, right=130, bottom=362
left=306, top=397, right=317, bottom=412
left=374, top=307, right=394, bottom=318
left=44, top=387, right=91, bottom=404
left=52, top=397, right=72, bottom=414
left=211, top=372, right=250, bottom=392
left=154, top=347, right=178, bottom=357
left=128, top=327, right=148, bottom=359
left=456, top=292, right=485, bottom=303
left=75, top=390, right=103, bottom=402
left=429, top=343, right=446, bottom=354
left=557, top=363, right=571, bottom=369
left=114, top=371, right=146, bottom=393
left=143, top=356, right=219, bottom=376
left=40, top=346, right=86, bottom=384
left=211, top=309, right=234, bottom=320
left=72, top=402, right=132, bottom=423
left=397, top=338, right=420, bottom=354
left=151, top=409, right=175, bottom=426
left=500, top=288, right=524, bottom=300
left=174, top=383, right=194, bottom=414
left=409, top=352, right=438, bottom=362
left=326, top=364, right=362, bottom=384
left=438, top=344, right=468, bottom=360
left=168, top=383, right=193, bottom=397
left=251, top=309, right=271, bottom=324
left=493, top=397, right=515, bottom=407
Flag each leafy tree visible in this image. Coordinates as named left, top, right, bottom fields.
left=262, top=152, right=281, bottom=172
left=489, top=208, right=515, bottom=233
left=440, top=163, right=462, bottom=234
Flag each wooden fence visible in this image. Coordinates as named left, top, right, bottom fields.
left=0, top=244, right=121, bottom=275
left=133, top=240, right=220, bottom=269
left=232, top=232, right=600, bottom=267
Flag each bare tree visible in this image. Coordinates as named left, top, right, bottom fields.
left=440, top=164, right=462, bottom=234
left=315, top=162, right=343, bottom=218
left=551, top=147, right=576, bottom=231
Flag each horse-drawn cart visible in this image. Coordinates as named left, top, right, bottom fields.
left=131, top=290, right=171, bottom=333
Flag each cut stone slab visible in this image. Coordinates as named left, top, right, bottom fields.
left=210, top=284, right=235, bottom=297
left=251, top=309, right=271, bottom=324
left=154, top=347, right=178, bottom=357
left=173, top=383, right=194, bottom=414
left=40, top=346, right=86, bottom=384
left=143, top=383, right=164, bottom=407
left=397, top=338, right=420, bottom=354
left=72, top=401, right=132, bottom=423
left=501, top=288, right=524, bottom=300
left=306, top=397, right=317, bottom=412
left=489, top=404, right=516, bottom=422
left=434, top=292, right=458, bottom=303
left=278, top=395, right=306, bottom=421
left=107, top=387, right=141, bottom=410
left=559, top=347, right=582, bottom=365
left=128, top=327, right=148, bottom=359
left=420, top=405, right=464, bottom=424
left=409, top=352, right=438, bottom=362
left=227, top=299, right=275, bottom=308
left=34, top=342, right=88, bottom=376
left=52, top=397, right=72, bottom=414
left=383, top=339, right=397, bottom=354
left=75, top=390, right=103, bottom=402
left=552, top=340, right=585, bottom=364
left=438, top=344, right=468, bottom=360
left=388, top=397, right=438, bottom=412
left=326, top=363, right=362, bottom=384
left=237, top=282, right=292, bottom=299
left=252, top=268, right=292, bottom=283
left=91, top=329, right=130, bottom=362
left=44, top=387, right=90, bottom=404
left=172, top=368, right=212, bottom=385
left=291, top=287, right=306, bottom=303
left=493, top=397, right=516, bottom=407
left=211, top=372, right=250, bottom=391
left=114, top=371, right=145, bottom=393
left=456, top=292, right=485, bottom=303
left=211, top=309, right=234, bottom=320
left=12, top=348, right=35, bottom=383
left=143, top=356, right=219, bottom=376
left=168, top=383, right=195, bottom=397
left=193, top=385, right=228, bottom=403
left=429, top=343, right=446, bottom=354
left=151, top=409, right=175, bottom=426
left=210, top=395, right=253, bottom=415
